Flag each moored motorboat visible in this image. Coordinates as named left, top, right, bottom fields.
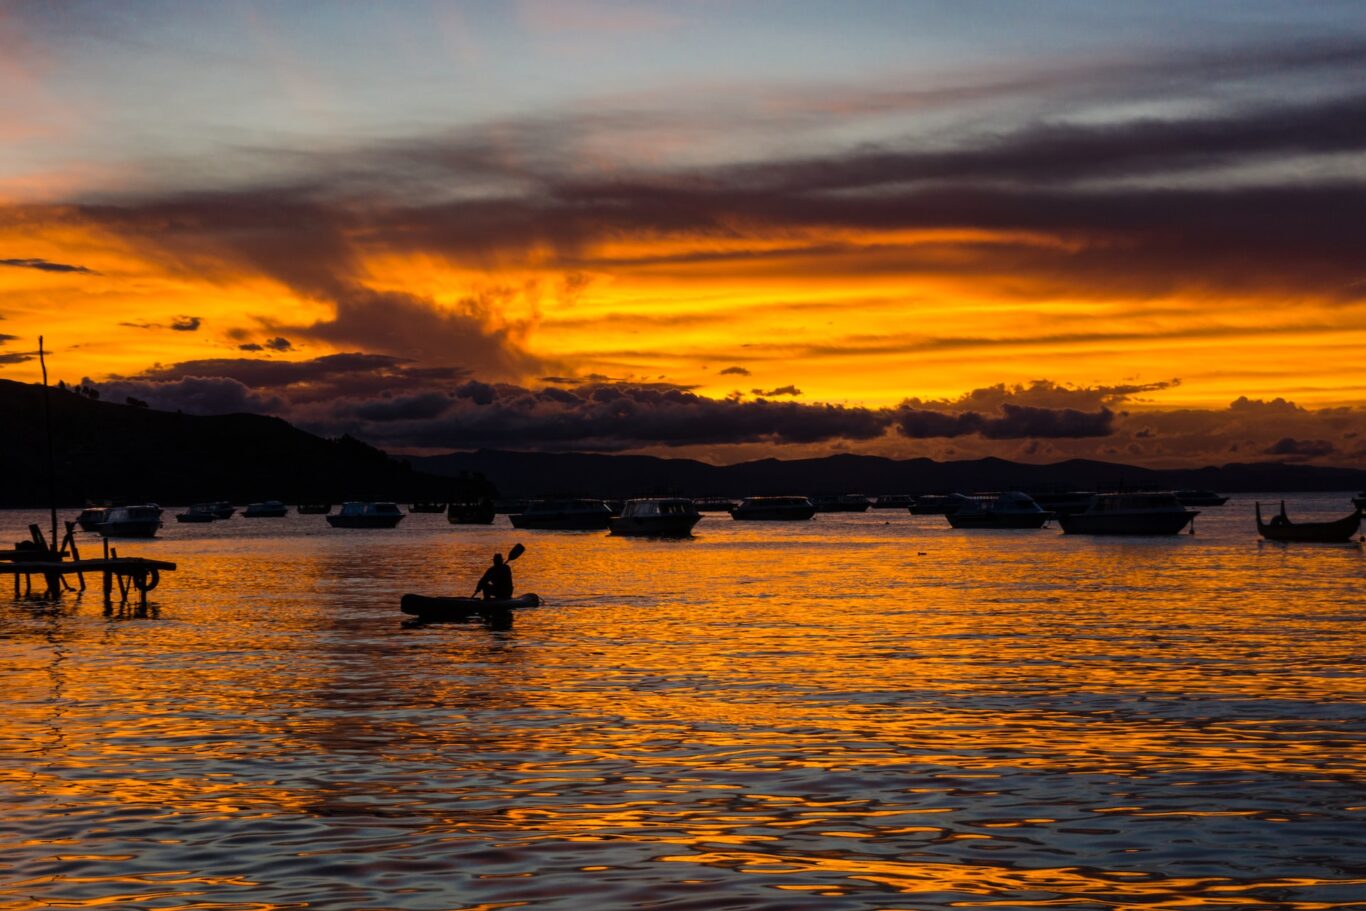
left=98, top=504, right=163, bottom=538
left=1176, top=489, right=1230, bottom=507
left=510, top=499, right=613, bottom=530
left=609, top=498, right=702, bottom=537
left=448, top=498, right=496, bottom=524
left=811, top=494, right=871, bottom=512
left=326, top=501, right=406, bottom=529
left=243, top=500, right=288, bottom=518
left=731, top=496, right=816, bottom=521
left=400, top=592, right=541, bottom=622
left=175, top=503, right=218, bottom=523
left=1058, top=493, right=1197, bottom=536
left=209, top=501, right=236, bottom=519
left=1256, top=501, right=1362, bottom=543
left=947, top=491, right=1051, bottom=529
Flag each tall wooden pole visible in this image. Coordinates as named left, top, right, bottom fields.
left=38, top=337, right=59, bottom=554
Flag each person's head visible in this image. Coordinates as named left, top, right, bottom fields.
left=493, top=553, right=504, bottom=565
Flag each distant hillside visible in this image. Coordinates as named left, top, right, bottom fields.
left=408, top=449, right=1366, bottom=498
left=0, top=379, right=491, bottom=507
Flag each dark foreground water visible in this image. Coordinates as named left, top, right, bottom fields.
left=2, top=494, right=1364, bottom=910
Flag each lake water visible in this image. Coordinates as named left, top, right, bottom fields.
left=2, top=494, right=1364, bottom=910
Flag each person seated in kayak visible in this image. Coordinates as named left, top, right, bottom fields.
left=473, top=553, right=514, bottom=600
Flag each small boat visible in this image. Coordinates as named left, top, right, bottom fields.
left=175, top=503, right=219, bottom=523
left=947, top=491, right=1051, bottom=529
left=509, top=499, right=613, bottom=530
left=76, top=504, right=111, bottom=532
left=297, top=503, right=333, bottom=515
left=209, top=501, right=236, bottom=519
left=1256, top=501, right=1362, bottom=543
left=400, top=592, right=541, bottom=622
left=610, top=498, right=702, bottom=537
left=692, top=497, right=737, bottom=512
left=98, top=504, right=163, bottom=538
left=1058, top=493, right=1197, bottom=536
left=243, top=500, right=288, bottom=518
left=326, top=501, right=406, bottom=529
left=909, top=494, right=964, bottom=515
left=448, top=498, right=496, bottom=525
left=872, top=494, right=915, bottom=509
left=731, top=496, right=816, bottom=521
left=811, top=494, right=871, bottom=512
left=409, top=502, right=446, bottom=513
left=1176, top=489, right=1230, bottom=507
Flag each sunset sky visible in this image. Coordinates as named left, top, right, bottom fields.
left=3, top=0, right=1364, bottom=466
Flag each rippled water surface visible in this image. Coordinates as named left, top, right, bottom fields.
left=3, top=495, right=1364, bottom=910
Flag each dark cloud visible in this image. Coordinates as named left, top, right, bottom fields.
left=170, top=316, right=202, bottom=331
left=263, top=336, right=293, bottom=351
left=719, top=366, right=751, bottom=376
left=1263, top=437, right=1337, bottom=459
left=96, top=376, right=283, bottom=414
left=238, top=343, right=264, bottom=351
left=0, top=257, right=98, bottom=275
left=0, top=352, right=33, bottom=365
left=894, top=404, right=1114, bottom=440
left=348, top=392, right=453, bottom=423
left=332, top=381, right=890, bottom=451
left=753, top=385, right=802, bottom=397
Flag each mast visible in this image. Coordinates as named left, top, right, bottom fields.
left=39, top=336, right=59, bottom=553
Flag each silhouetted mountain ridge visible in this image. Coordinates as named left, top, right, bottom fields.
left=408, top=449, right=1366, bottom=497
left=0, top=379, right=487, bottom=507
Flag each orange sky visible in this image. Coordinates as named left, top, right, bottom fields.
left=2, top=3, right=1364, bottom=465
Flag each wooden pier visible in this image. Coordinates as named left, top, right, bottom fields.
left=2, top=522, right=176, bottom=607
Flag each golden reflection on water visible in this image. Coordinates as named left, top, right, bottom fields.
left=1, top=499, right=1363, bottom=909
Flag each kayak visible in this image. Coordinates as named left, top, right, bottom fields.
left=400, top=592, right=541, bottom=621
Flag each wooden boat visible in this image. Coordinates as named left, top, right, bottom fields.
left=1256, top=501, right=1362, bottom=543
left=1058, top=493, right=1197, bottom=536
left=448, top=499, right=496, bottom=524
left=326, top=501, right=406, bottom=529
left=609, top=498, right=701, bottom=537
left=400, top=592, right=541, bottom=622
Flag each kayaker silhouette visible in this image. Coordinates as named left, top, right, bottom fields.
left=473, top=543, right=523, bottom=599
